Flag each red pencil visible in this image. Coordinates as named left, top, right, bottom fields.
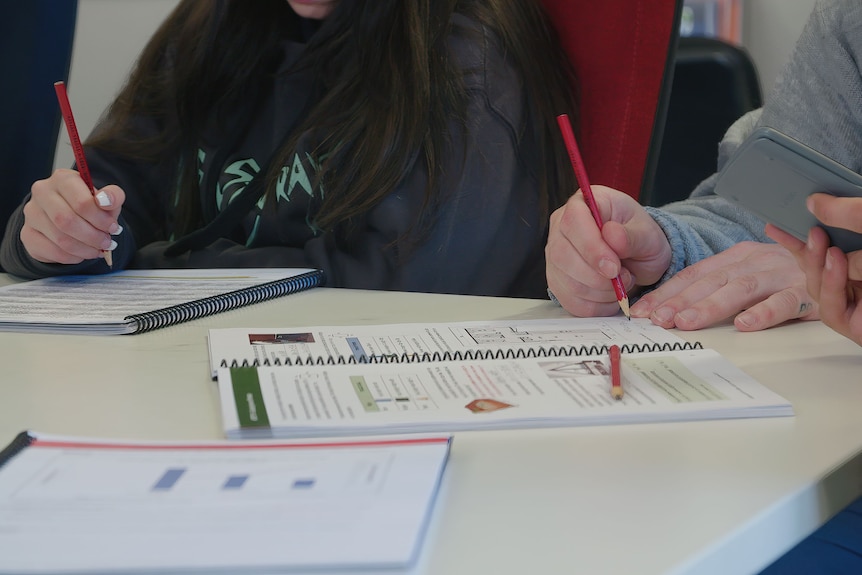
left=556, top=114, right=629, bottom=319
left=609, top=344, right=623, bottom=400
left=54, top=81, right=112, bottom=268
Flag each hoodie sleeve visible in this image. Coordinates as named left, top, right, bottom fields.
left=0, top=134, right=177, bottom=279
left=643, top=0, right=862, bottom=286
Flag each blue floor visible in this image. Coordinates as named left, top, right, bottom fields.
left=759, top=497, right=862, bottom=574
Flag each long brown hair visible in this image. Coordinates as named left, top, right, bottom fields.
left=87, top=0, right=578, bottom=238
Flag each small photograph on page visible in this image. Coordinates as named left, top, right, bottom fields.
left=465, top=399, right=515, bottom=414
left=248, top=332, right=316, bottom=344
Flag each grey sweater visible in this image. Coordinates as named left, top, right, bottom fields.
left=647, top=0, right=862, bottom=284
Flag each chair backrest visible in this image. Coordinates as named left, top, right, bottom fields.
left=541, top=0, right=683, bottom=202
left=649, top=36, right=763, bottom=206
left=0, top=1, right=78, bottom=239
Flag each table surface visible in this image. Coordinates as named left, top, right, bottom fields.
left=1, top=281, right=861, bottom=575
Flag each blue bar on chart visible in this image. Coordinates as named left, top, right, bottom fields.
left=223, top=475, right=249, bottom=490
left=152, top=468, right=186, bottom=491
left=292, top=478, right=315, bottom=489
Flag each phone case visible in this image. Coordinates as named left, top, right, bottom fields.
left=714, top=126, right=862, bottom=252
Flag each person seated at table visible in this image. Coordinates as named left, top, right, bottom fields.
left=546, top=0, right=862, bottom=333
left=0, top=0, right=578, bottom=300
left=767, top=196, right=862, bottom=347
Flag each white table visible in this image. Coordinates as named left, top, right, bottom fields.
left=1, top=284, right=860, bottom=575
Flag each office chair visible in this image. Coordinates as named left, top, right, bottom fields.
left=0, top=2, right=78, bottom=243
left=649, top=36, right=763, bottom=207
left=541, top=0, right=684, bottom=202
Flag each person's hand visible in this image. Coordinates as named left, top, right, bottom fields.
left=20, top=169, right=124, bottom=264
left=546, top=185, right=672, bottom=317
left=629, top=241, right=819, bottom=331
left=766, top=193, right=862, bottom=346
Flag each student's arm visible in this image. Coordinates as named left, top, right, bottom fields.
left=0, top=138, right=174, bottom=279
left=621, top=0, right=862, bottom=330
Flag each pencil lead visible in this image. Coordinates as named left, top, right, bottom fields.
left=619, top=297, right=631, bottom=320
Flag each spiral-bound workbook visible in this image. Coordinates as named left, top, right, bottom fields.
left=0, top=268, right=323, bottom=335
left=207, top=318, right=794, bottom=439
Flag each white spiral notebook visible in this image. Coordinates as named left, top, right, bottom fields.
left=0, top=268, right=323, bottom=334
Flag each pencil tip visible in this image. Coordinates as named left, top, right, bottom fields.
left=618, top=297, right=631, bottom=320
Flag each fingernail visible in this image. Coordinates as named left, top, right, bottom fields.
left=619, top=267, right=635, bottom=285
left=826, top=251, right=834, bottom=270
left=109, top=223, right=123, bottom=235
left=96, top=191, right=112, bottom=207
left=598, top=258, right=619, bottom=279
left=652, top=307, right=674, bottom=324
left=676, top=309, right=699, bottom=324
left=630, top=300, right=650, bottom=317
left=101, top=238, right=118, bottom=250
left=806, top=196, right=815, bottom=214
left=736, top=312, right=754, bottom=328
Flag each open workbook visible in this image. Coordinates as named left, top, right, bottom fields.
left=208, top=318, right=793, bottom=439
left=0, top=431, right=450, bottom=574
left=0, top=268, right=323, bottom=334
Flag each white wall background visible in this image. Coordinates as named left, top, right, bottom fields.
left=742, top=0, right=818, bottom=98
left=54, top=0, right=180, bottom=170
left=55, top=0, right=821, bottom=169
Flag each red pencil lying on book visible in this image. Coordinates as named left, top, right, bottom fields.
left=609, top=344, right=623, bottom=400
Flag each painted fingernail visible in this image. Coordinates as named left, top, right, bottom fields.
left=109, top=223, right=123, bottom=235
left=96, top=191, right=112, bottom=207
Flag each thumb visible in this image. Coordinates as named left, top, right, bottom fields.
left=603, top=214, right=672, bottom=286
left=93, top=185, right=126, bottom=217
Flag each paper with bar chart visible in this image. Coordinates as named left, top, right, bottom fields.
left=0, top=432, right=451, bottom=574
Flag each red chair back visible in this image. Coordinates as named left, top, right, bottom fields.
left=542, top=0, right=682, bottom=201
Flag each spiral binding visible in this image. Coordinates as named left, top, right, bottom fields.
left=126, top=270, right=324, bottom=334
left=221, top=341, right=703, bottom=368
left=0, top=431, right=35, bottom=469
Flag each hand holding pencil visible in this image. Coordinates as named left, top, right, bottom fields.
left=546, top=115, right=674, bottom=319
left=17, top=83, right=124, bottom=267
left=556, top=114, right=629, bottom=318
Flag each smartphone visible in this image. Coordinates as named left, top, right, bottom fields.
left=714, top=126, right=862, bottom=252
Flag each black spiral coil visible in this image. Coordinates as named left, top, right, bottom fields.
left=0, top=431, right=36, bottom=470
left=127, top=270, right=324, bottom=334
left=222, top=340, right=703, bottom=368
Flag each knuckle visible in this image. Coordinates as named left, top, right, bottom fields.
left=729, top=274, right=759, bottom=295
left=50, top=210, right=75, bottom=233
left=673, top=264, right=703, bottom=283
left=70, top=194, right=95, bottom=213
